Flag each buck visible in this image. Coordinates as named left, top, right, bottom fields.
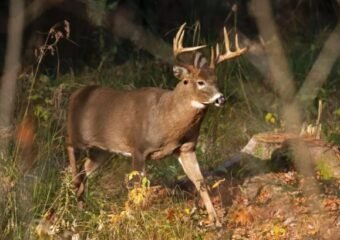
left=67, top=23, right=246, bottom=227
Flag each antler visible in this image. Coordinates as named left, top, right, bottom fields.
left=173, top=23, right=206, bottom=59
left=210, top=27, right=247, bottom=68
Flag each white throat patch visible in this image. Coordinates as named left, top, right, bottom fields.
left=191, top=100, right=206, bottom=109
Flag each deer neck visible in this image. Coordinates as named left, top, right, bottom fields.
left=159, top=83, right=207, bottom=132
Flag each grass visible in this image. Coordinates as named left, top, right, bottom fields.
left=1, top=18, right=339, bottom=239
left=1, top=54, right=263, bottom=239
left=315, top=160, right=334, bottom=181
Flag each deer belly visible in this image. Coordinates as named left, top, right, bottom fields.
left=85, top=139, right=132, bottom=158
left=149, top=143, right=179, bottom=160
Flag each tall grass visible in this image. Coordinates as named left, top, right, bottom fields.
left=1, top=12, right=339, bottom=239
left=0, top=50, right=260, bottom=239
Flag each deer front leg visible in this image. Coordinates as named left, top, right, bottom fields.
left=178, top=144, right=221, bottom=227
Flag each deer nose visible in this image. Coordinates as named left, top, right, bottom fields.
left=214, top=95, right=225, bottom=107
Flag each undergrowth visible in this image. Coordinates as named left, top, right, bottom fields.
left=0, top=15, right=339, bottom=239
left=0, top=52, right=258, bottom=240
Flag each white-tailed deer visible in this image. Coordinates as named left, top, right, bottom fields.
left=67, top=23, right=246, bottom=227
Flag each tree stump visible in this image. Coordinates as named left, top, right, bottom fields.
left=241, top=132, right=340, bottom=180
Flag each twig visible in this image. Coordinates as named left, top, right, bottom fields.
left=295, top=23, right=340, bottom=106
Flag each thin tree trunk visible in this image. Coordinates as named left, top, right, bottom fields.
left=0, top=0, right=24, bottom=155
left=249, top=0, right=322, bottom=212
left=0, top=1, right=24, bottom=229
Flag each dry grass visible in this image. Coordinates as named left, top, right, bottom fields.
left=0, top=6, right=339, bottom=238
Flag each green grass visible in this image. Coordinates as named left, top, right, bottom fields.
left=315, top=160, right=334, bottom=181
left=0, top=56, right=260, bottom=239
left=1, top=26, right=339, bottom=238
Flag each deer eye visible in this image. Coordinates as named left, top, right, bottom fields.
left=197, top=80, right=205, bottom=87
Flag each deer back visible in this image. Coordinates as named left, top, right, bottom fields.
left=67, top=23, right=246, bottom=160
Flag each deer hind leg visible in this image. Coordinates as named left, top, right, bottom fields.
left=85, top=148, right=110, bottom=176
left=67, top=145, right=82, bottom=191
left=132, top=151, right=145, bottom=173
left=77, top=148, right=111, bottom=197
left=67, top=145, right=88, bottom=206
left=68, top=146, right=110, bottom=204
left=128, top=151, right=145, bottom=188
left=178, top=146, right=221, bottom=227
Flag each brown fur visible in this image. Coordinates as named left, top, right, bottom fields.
left=66, top=25, right=246, bottom=226
left=66, top=72, right=222, bottom=226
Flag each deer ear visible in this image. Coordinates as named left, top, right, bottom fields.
left=173, top=65, right=190, bottom=80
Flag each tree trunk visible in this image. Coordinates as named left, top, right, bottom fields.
left=0, top=0, right=24, bottom=155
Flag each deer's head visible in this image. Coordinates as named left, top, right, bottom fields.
left=172, top=23, right=246, bottom=109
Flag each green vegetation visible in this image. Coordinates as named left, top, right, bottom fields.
left=315, top=160, right=334, bottom=181
left=1, top=2, right=339, bottom=239
left=2, top=50, right=337, bottom=238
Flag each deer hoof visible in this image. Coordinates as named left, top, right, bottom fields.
left=77, top=200, right=84, bottom=210
left=76, top=182, right=85, bottom=199
left=199, top=218, right=222, bottom=228
left=215, top=220, right=222, bottom=228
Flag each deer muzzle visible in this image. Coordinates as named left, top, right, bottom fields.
left=212, top=93, right=225, bottom=107
left=214, top=95, right=225, bottom=106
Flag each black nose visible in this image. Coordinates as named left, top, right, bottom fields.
left=215, top=95, right=225, bottom=106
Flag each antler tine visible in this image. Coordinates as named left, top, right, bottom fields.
left=215, top=43, right=220, bottom=58
left=173, top=23, right=206, bottom=58
left=235, top=33, right=240, bottom=51
left=210, top=43, right=220, bottom=69
left=209, top=46, right=215, bottom=69
left=174, top=23, right=185, bottom=51
left=215, top=27, right=247, bottom=64
left=224, top=27, right=230, bottom=54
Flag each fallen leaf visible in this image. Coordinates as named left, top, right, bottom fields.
left=212, top=178, right=225, bottom=189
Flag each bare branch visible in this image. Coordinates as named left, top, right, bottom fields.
left=295, top=23, right=340, bottom=106
left=25, top=0, right=64, bottom=26
left=249, top=0, right=296, bottom=104
left=249, top=0, right=322, bottom=212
